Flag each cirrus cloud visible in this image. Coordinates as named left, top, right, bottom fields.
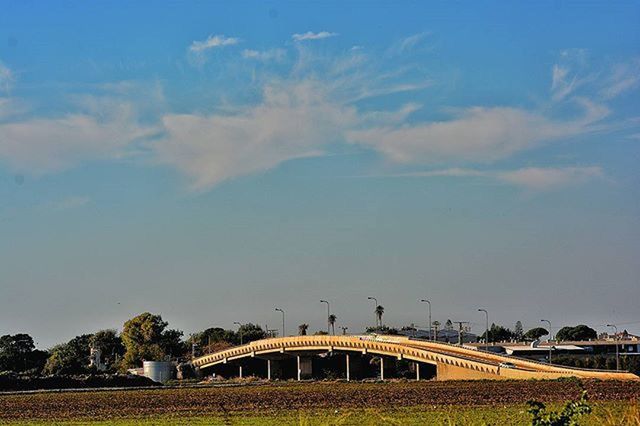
left=346, top=100, right=609, bottom=165
left=382, top=166, right=605, bottom=191
left=154, top=80, right=357, bottom=190
left=292, top=31, right=338, bottom=42
left=189, top=34, right=240, bottom=53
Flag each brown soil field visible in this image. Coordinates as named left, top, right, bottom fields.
left=1, top=380, right=639, bottom=422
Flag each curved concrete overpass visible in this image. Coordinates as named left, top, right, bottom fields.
left=192, top=335, right=639, bottom=381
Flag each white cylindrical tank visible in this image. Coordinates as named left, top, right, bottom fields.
left=142, top=361, right=174, bottom=383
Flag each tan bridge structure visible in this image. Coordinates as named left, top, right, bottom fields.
left=192, top=335, right=639, bottom=381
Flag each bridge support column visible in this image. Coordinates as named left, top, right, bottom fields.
left=415, top=362, right=420, bottom=381
left=297, top=355, right=312, bottom=381
left=345, top=354, right=350, bottom=382
left=239, top=365, right=243, bottom=379
left=380, top=357, right=384, bottom=381
left=267, top=359, right=271, bottom=380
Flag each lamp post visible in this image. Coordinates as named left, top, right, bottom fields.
left=420, top=299, right=432, bottom=341
left=541, top=319, right=552, bottom=364
left=234, top=321, right=243, bottom=345
left=275, top=308, right=285, bottom=338
left=478, top=309, right=489, bottom=351
left=607, top=324, right=619, bottom=371
left=367, top=297, right=378, bottom=327
left=320, top=300, right=330, bottom=334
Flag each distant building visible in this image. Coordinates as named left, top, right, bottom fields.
left=465, top=338, right=640, bottom=362
left=400, top=328, right=477, bottom=344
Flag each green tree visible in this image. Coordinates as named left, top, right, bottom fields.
left=365, top=325, right=400, bottom=335
left=160, top=329, right=186, bottom=358
left=514, top=321, right=524, bottom=341
left=375, top=305, right=384, bottom=327
left=328, top=314, right=337, bottom=335
left=236, top=323, right=266, bottom=344
left=0, top=334, right=47, bottom=373
left=90, top=329, right=124, bottom=368
left=524, top=327, right=549, bottom=341
left=298, top=324, right=308, bottom=336
left=44, top=334, right=92, bottom=375
left=189, top=327, right=236, bottom=348
left=121, top=312, right=184, bottom=368
left=556, top=325, right=597, bottom=342
left=480, top=323, right=513, bottom=343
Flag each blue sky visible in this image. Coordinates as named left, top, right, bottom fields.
left=1, top=1, right=639, bottom=347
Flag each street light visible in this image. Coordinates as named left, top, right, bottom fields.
left=420, top=299, right=432, bottom=341
left=275, top=308, right=285, bottom=338
left=478, top=309, right=489, bottom=351
left=607, top=324, right=619, bottom=371
left=320, top=300, right=330, bottom=334
left=367, top=297, right=378, bottom=327
left=234, top=321, right=243, bottom=345
left=541, top=319, right=552, bottom=364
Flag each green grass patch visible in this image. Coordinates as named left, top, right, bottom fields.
left=3, top=401, right=636, bottom=426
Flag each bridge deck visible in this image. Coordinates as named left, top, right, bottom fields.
left=192, top=335, right=639, bottom=381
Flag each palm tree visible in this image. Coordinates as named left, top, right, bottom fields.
left=328, top=314, right=337, bottom=335
left=298, top=323, right=308, bottom=336
left=375, top=305, right=384, bottom=327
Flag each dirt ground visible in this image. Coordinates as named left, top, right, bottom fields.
left=1, top=379, right=639, bottom=421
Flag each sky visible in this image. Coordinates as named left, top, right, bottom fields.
left=1, top=1, right=639, bottom=348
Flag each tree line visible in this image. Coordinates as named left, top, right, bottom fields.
left=0, top=312, right=266, bottom=376
left=0, top=311, right=617, bottom=377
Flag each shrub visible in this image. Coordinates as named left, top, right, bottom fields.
left=527, top=390, right=591, bottom=425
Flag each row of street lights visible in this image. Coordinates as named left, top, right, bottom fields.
left=265, top=303, right=622, bottom=370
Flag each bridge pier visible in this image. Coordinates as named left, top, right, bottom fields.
left=239, top=365, right=243, bottom=379
left=296, top=355, right=312, bottom=380
left=380, top=357, right=384, bottom=381
left=345, top=354, right=350, bottom=382
left=416, top=362, right=420, bottom=381
left=267, top=359, right=271, bottom=380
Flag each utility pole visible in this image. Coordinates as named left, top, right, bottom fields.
left=320, top=300, right=330, bottom=334
left=541, top=319, right=552, bottom=364
left=367, top=297, right=378, bottom=327
left=607, top=324, right=619, bottom=371
left=478, top=309, right=489, bottom=351
left=453, top=321, right=469, bottom=345
left=275, top=308, right=285, bottom=337
left=420, top=299, right=432, bottom=341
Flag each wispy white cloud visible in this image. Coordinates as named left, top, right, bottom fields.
left=292, top=31, right=338, bottom=42
left=383, top=166, right=604, bottom=191
left=0, top=61, right=13, bottom=92
left=393, top=32, right=432, bottom=54
left=498, top=166, right=604, bottom=190
left=347, top=100, right=609, bottom=165
left=154, top=81, right=357, bottom=190
left=550, top=49, right=591, bottom=101
left=600, top=58, right=640, bottom=99
left=0, top=100, right=155, bottom=174
left=189, top=35, right=239, bottom=53
left=241, top=48, right=286, bottom=61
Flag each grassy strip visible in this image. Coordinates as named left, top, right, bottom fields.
left=3, top=401, right=638, bottom=426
